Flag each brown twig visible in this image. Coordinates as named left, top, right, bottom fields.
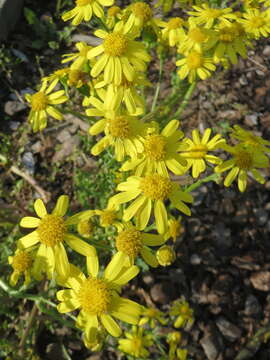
left=10, top=165, right=50, bottom=203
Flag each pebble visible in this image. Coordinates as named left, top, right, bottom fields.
left=250, top=271, right=270, bottom=291
left=244, top=113, right=258, bottom=126
left=244, top=295, right=261, bottom=316
left=253, top=208, right=268, bottom=225
left=22, top=151, right=35, bottom=175
left=190, top=254, right=202, bottom=265
left=216, top=317, right=242, bottom=342
left=263, top=45, right=270, bottom=56
left=200, top=331, right=223, bottom=360
left=4, top=100, right=26, bottom=116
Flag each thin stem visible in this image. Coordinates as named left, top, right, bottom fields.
left=173, top=81, right=197, bottom=119
left=151, top=57, right=164, bottom=112
left=185, top=173, right=221, bottom=193
left=18, top=304, right=39, bottom=356
left=56, top=0, right=62, bottom=15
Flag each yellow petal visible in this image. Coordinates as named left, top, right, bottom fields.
left=20, top=217, right=40, bottom=228
left=104, top=252, right=126, bottom=281
left=54, top=242, right=70, bottom=280
left=34, top=199, right=47, bottom=218
left=18, top=231, right=40, bottom=249
left=53, top=195, right=69, bottom=216
left=64, top=234, right=96, bottom=257
left=100, top=314, right=121, bottom=337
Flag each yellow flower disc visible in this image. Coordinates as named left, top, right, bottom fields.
left=12, top=251, right=32, bottom=273
left=103, top=33, right=128, bottom=57
left=100, top=210, right=117, bottom=227
left=78, top=278, right=111, bottom=315
left=205, top=8, right=222, bottom=19
left=69, top=69, right=85, bottom=85
left=219, top=27, right=234, bottom=42
left=109, top=116, right=131, bottom=138
left=76, top=0, right=92, bottom=6
left=167, top=18, right=184, bottom=30
left=144, top=135, right=166, bottom=161
left=156, top=245, right=176, bottom=266
left=131, top=2, right=152, bottom=21
left=188, top=28, right=207, bottom=43
left=31, top=91, right=48, bottom=111
left=116, top=228, right=143, bottom=258
left=186, top=51, right=203, bottom=69
left=250, top=16, right=264, bottom=28
left=140, top=174, right=172, bottom=201
left=108, top=6, right=121, bottom=17
left=235, top=150, right=253, bottom=170
left=77, top=219, right=94, bottom=237
left=37, top=214, right=66, bottom=247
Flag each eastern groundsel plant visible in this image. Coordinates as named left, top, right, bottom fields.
left=7, top=0, right=270, bottom=357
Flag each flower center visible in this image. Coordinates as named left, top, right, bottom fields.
left=167, top=17, right=184, bottom=30
left=77, top=219, right=94, bottom=237
left=156, top=245, right=176, bottom=266
left=100, top=210, right=117, bottom=227
left=250, top=15, right=264, bottom=28
left=219, top=27, right=235, bottom=42
left=205, top=8, right=222, bottom=19
left=108, top=116, right=131, bottom=138
left=188, top=28, right=207, bottom=43
left=103, top=32, right=128, bottom=57
left=186, top=51, right=203, bottom=69
left=108, top=5, right=121, bottom=17
left=131, top=2, right=152, bottom=21
left=144, top=135, right=166, bottom=161
left=131, top=336, right=143, bottom=352
left=140, top=174, right=172, bottom=201
left=78, top=278, right=111, bottom=315
left=76, top=0, right=92, bottom=6
left=235, top=150, right=253, bottom=170
left=116, top=228, right=143, bottom=258
left=68, top=69, right=86, bottom=85
left=183, top=144, right=207, bottom=158
left=12, top=251, right=32, bottom=273
left=37, top=214, right=66, bottom=247
left=31, top=91, right=48, bottom=111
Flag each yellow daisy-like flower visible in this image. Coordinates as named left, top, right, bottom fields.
left=106, top=6, right=122, bottom=29
left=8, top=249, right=33, bottom=286
left=156, top=245, right=176, bottom=266
left=120, top=120, right=187, bottom=177
left=160, top=17, right=186, bottom=47
left=118, top=326, right=153, bottom=359
left=170, top=298, right=194, bottom=328
left=176, top=51, right=216, bottom=83
left=25, top=81, right=68, bottom=132
left=109, top=175, right=193, bottom=234
left=62, top=0, right=114, bottom=26
left=215, top=144, right=269, bottom=192
left=180, top=128, right=224, bottom=178
left=123, top=1, right=159, bottom=33
left=62, top=42, right=93, bottom=70
left=94, top=203, right=122, bottom=229
left=139, top=307, right=167, bottom=327
left=115, top=222, right=165, bottom=267
left=164, top=216, right=184, bottom=242
left=238, top=8, right=270, bottom=38
left=212, top=22, right=248, bottom=64
left=87, top=24, right=151, bottom=86
left=56, top=253, right=142, bottom=343
left=188, top=4, right=236, bottom=29
left=88, top=108, right=145, bottom=161
left=18, top=196, right=96, bottom=280
left=77, top=218, right=95, bottom=238
left=230, top=125, right=270, bottom=154
left=178, top=25, right=214, bottom=54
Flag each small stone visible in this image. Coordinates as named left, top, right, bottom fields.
left=9, top=121, right=20, bottom=130
left=22, top=152, right=35, bottom=175
left=263, top=46, right=270, bottom=57
left=57, top=129, right=71, bottom=143
left=150, top=283, right=171, bottom=304
left=250, top=271, right=270, bottom=291
left=244, top=113, right=258, bottom=126
left=200, top=331, right=223, bottom=360
left=4, top=100, right=26, bottom=115
left=244, top=295, right=261, bottom=316
left=190, top=254, right=202, bottom=265
left=216, top=317, right=242, bottom=342
left=31, top=141, right=42, bottom=153
left=142, top=273, right=154, bottom=285
left=253, top=208, right=268, bottom=225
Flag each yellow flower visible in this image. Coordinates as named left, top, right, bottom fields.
left=62, top=42, right=93, bottom=70
left=139, top=307, right=167, bottom=327
left=120, top=119, right=187, bottom=177
left=77, top=218, right=95, bottom=238
left=62, top=0, right=114, bottom=26
left=123, top=2, right=160, bottom=34
left=156, top=245, right=176, bottom=266
left=167, top=332, right=188, bottom=360
left=8, top=249, right=33, bottom=286
left=94, top=203, right=122, bottom=229
left=115, top=223, right=165, bottom=267
left=118, top=326, right=153, bottom=358
left=238, top=8, right=270, bottom=38
left=56, top=253, right=142, bottom=343
left=230, top=125, right=270, bottom=154
left=176, top=51, right=216, bottom=82
left=215, top=144, right=269, bottom=192
left=212, top=22, right=248, bottom=64
left=160, top=17, right=186, bottom=47
left=164, top=216, right=184, bottom=242
left=25, top=81, right=68, bottom=132
left=170, top=298, right=194, bottom=328
left=188, top=4, right=236, bottom=29
left=87, top=25, right=151, bottom=85
left=88, top=110, right=145, bottom=162
left=180, top=128, right=225, bottom=178
left=18, top=196, right=96, bottom=280
left=109, top=174, right=193, bottom=234
left=106, top=6, right=122, bottom=29
left=178, top=25, right=214, bottom=53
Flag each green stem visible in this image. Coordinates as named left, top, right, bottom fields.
left=151, top=57, right=164, bottom=112
left=185, top=173, right=221, bottom=193
left=174, top=81, right=197, bottom=119
left=56, top=0, right=62, bottom=15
